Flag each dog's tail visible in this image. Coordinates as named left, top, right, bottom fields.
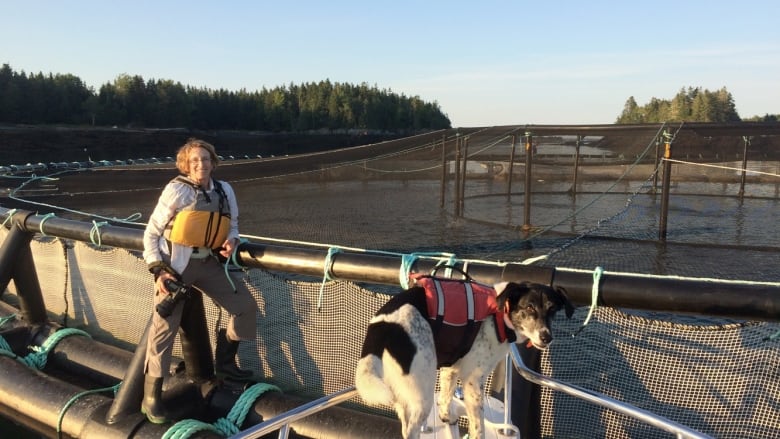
left=354, top=354, right=394, bottom=406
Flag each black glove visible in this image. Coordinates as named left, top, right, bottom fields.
left=147, top=261, right=179, bottom=281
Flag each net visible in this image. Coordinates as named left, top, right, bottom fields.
left=2, top=123, right=780, bottom=438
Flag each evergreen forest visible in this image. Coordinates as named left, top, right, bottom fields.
left=1, top=64, right=777, bottom=130
left=0, top=64, right=451, bottom=132
left=616, top=87, right=777, bottom=124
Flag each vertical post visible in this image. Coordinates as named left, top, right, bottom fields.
left=570, top=135, right=582, bottom=197
left=459, top=137, right=469, bottom=217
left=0, top=212, right=48, bottom=325
left=522, top=131, right=534, bottom=231
left=651, top=135, right=661, bottom=195
left=440, top=134, right=447, bottom=208
left=738, top=136, right=751, bottom=198
left=453, top=134, right=462, bottom=216
left=106, top=316, right=151, bottom=423
left=658, top=130, right=673, bottom=240
left=512, top=346, right=542, bottom=439
left=506, top=134, right=517, bottom=199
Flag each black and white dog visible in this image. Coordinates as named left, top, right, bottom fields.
left=355, top=280, right=574, bottom=439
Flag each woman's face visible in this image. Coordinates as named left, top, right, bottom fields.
left=187, top=147, right=213, bottom=185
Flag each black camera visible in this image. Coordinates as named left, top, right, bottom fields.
left=156, top=278, right=191, bottom=318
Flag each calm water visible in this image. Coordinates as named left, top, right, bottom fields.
left=12, top=177, right=780, bottom=282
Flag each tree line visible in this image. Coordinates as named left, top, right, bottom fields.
left=0, top=64, right=451, bottom=132
left=616, top=86, right=778, bottom=124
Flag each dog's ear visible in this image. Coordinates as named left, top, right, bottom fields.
left=552, top=286, right=576, bottom=319
left=494, top=281, right=510, bottom=295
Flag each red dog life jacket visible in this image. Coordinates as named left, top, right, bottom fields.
left=413, top=276, right=512, bottom=367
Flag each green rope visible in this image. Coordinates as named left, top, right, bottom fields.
left=763, top=329, right=780, bottom=342
left=0, top=314, right=19, bottom=361
left=89, top=220, right=109, bottom=248
left=162, top=382, right=280, bottom=438
left=574, top=266, right=604, bottom=336
left=162, top=420, right=220, bottom=439
left=0, top=313, right=16, bottom=327
left=223, top=237, right=250, bottom=293
left=399, top=252, right=458, bottom=288
left=1, top=208, right=17, bottom=228
left=318, top=247, right=342, bottom=310
left=0, top=336, right=16, bottom=359
left=38, top=212, right=56, bottom=236
left=22, top=328, right=91, bottom=370
left=57, top=382, right=121, bottom=436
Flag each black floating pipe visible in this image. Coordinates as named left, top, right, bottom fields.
left=0, top=356, right=223, bottom=439
left=2, top=206, right=780, bottom=321
left=0, top=297, right=398, bottom=438
left=0, top=212, right=49, bottom=324
left=225, top=391, right=401, bottom=438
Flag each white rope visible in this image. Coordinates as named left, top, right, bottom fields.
left=557, top=266, right=780, bottom=287
left=664, top=158, right=780, bottom=178
left=574, top=266, right=603, bottom=336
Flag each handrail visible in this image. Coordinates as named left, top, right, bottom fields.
left=509, top=344, right=713, bottom=439
left=227, top=387, right=359, bottom=439
left=228, top=346, right=713, bottom=439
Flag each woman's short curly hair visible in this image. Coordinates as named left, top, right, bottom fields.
left=175, top=138, right=219, bottom=175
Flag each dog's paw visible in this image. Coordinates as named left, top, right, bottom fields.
left=437, top=406, right=457, bottom=425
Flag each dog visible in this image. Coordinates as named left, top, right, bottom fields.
left=355, top=279, right=574, bottom=439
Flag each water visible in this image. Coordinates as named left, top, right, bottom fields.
left=11, top=177, right=780, bottom=282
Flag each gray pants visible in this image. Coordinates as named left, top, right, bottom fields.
left=144, top=255, right=257, bottom=377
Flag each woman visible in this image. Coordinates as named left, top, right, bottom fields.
left=141, top=138, right=257, bottom=424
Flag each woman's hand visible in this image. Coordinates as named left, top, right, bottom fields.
left=219, top=238, right=239, bottom=258
left=155, top=271, right=176, bottom=295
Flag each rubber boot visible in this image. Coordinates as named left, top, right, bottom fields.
left=141, top=375, right=168, bottom=424
left=215, top=328, right=253, bottom=380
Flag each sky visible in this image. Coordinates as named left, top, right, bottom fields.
left=2, top=1, right=778, bottom=127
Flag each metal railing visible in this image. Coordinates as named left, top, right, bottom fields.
left=509, top=344, right=713, bottom=439
left=226, top=344, right=712, bottom=439
left=227, top=387, right=358, bottom=439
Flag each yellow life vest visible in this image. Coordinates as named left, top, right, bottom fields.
left=164, top=177, right=231, bottom=249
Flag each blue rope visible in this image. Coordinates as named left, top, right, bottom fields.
left=318, top=247, right=342, bottom=310
left=574, top=266, right=604, bottom=336
left=162, top=382, right=280, bottom=438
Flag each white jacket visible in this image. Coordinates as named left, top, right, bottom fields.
left=143, top=176, right=240, bottom=274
